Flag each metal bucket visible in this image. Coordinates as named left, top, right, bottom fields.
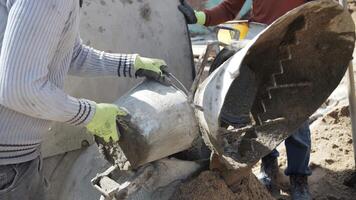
left=194, top=0, right=355, bottom=167
left=97, top=80, right=199, bottom=169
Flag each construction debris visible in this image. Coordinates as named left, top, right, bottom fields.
left=94, top=158, right=203, bottom=200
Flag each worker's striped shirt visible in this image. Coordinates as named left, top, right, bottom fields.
left=0, top=0, right=136, bottom=165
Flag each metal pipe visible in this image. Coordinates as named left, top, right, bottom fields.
left=189, top=41, right=227, bottom=102
left=339, top=0, right=356, bottom=168
left=347, top=64, right=356, bottom=167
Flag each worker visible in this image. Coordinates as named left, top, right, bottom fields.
left=0, top=0, right=169, bottom=199
left=179, top=1, right=312, bottom=200
left=236, top=0, right=252, bottom=20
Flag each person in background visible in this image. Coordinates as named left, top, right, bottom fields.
left=179, top=1, right=313, bottom=200
left=0, top=0, right=169, bottom=199
left=236, top=0, right=252, bottom=20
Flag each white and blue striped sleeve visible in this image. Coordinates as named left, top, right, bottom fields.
left=69, top=36, right=137, bottom=78
left=0, top=0, right=95, bottom=126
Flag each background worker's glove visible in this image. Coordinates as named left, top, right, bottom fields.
left=178, top=0, right=206, bottom=25
left=134, top=55, right=171, bottom=85
left=86, top=103, right=127, bottom=143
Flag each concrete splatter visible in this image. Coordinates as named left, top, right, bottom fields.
left=98, top=26, right=106, bottom=33
left=120, top=0, right=133, bottom=5
left=140, top=3, right=151, bottom=21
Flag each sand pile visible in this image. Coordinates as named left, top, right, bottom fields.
left=171, top=171, right=273, bottom=200
left=276, top=104, right=356, bottom=199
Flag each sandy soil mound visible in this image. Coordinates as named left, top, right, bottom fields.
left=277, top=104, right=356, bottom=199
left=171, top=171, right=274, bottom=200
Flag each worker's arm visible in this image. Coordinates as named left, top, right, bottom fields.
left=204, top=0, right=245, bottom=26
left=0, top=0, right=95, bottom=126
left=69, top=36, right=136, bottom=77
left=178, top=0, right=245, bottom=26
left=69, top=36, right=170, bottom=84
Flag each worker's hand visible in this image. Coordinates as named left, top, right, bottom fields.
left=134, top=55, right=171, bottom=85
left=86, top=103, right=127, bottom=143
left=178, top=0, right=206, bottom=25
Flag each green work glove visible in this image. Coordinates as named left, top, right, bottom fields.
left=134, top=55, right=171, bottom=85
left=178, top=0, right=206, bottom=25
left=86, top=103, right=127, bottom=143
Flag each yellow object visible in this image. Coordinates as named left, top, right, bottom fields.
left=195, top=11, right=206, bottom=25
left=86, top=103, right=127, bottom=142
left=234, top=22, right=249, bottom=39
left=217, top=22, right=249, bottom=44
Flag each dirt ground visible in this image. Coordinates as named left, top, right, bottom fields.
left=171, top=171, right=273, bottom=200
left=276, top=104, right=356, bottom=200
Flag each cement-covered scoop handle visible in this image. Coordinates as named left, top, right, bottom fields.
left=163, top=70, right=190, bottom=95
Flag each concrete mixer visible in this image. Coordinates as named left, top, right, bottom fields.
left=41, top=1, right=355, bottom=200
